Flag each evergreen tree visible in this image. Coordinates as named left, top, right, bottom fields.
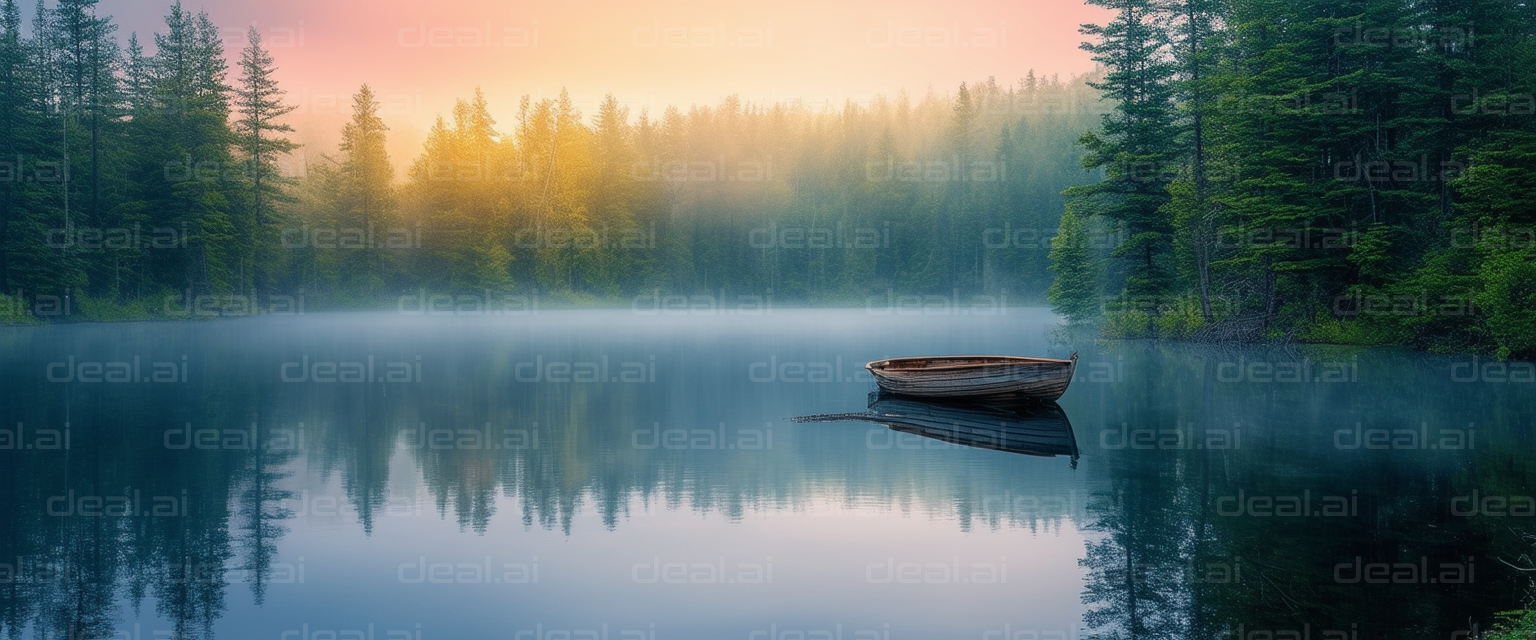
left=1445, top=133, right=1536, bottom=359
left=2, top=0, right=80, bottom=300
left=587, top=94, right=639, bottom=294
left=334, top=85, right=396, bottom=298
left=123, top=1, right=236, bottom=297
left=51, top=0, right=118, bottom=236
left=1048, top=204, right=1102, bottom=322
left=1165, top=0, right=1226, bottom=323
left=1068, top=0, right=1180, bottom=308
left=0, top=0, right=30, bottom=291
left=942, top=82, right=980, bottom=291
left=235, top=26, right=297, bottom=304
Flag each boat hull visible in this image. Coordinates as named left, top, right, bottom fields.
left=865, top=354, right=1077, bottom=400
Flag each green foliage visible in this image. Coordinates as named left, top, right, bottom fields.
left=1101, top=296, right=1210, bottom=339
left=1055, top=0, right=1536, bottom=358
left=0, top=292, right=38, bottom=324
left=1069, top=0, right=1181, bottom=300
left=273, top=78, right=1105, bottom=306
left=1486, top=609, right=1536, bottom=640
left=1478, top=247, right=1536, bottom=359
left=1299, top=316, right=1401, bottom=347
left=73, top=292, right=153, bottom=321
left=235, top=25, right=298, bottom=303
left=7, top=0, right=1531, bottom=355
left=1048, top=204, right=1102, bottom=322
left=0, top=0, right=1106, bottom=312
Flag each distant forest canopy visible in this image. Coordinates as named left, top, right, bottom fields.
left=1055, top=0, right=1536, bottom=357
left=0, top=0, right=1104, bottom=321
left=5, top=0, right=1535, bottom=360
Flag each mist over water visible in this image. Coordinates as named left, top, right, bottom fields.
left=2, top=310, right=1531, bottom=638
left=5, top=0, right=1536, bottom=635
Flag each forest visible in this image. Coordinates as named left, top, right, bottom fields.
left=1053, top=0, right=1536, bottom=359
left=1, top=0, right=1535, bottom=359
left=0, top=0, right=1100, bottom=322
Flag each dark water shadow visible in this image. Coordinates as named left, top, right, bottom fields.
left=793, top=392, right=1079, bottom=465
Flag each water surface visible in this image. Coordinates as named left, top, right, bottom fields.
left=1, top=309, right=1531, bottom=639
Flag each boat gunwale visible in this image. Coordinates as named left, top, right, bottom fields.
left=866, top=355, right=1076, bottom=374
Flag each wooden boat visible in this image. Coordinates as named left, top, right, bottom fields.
left=793, top=394, right=1078, bottom=461
left=865, top=353, right=1078, bottom=400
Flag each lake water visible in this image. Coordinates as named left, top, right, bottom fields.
left=1, top=309, right=1533, bottom=639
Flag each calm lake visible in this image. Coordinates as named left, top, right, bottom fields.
left=2, top=309, right=1533, bottom=639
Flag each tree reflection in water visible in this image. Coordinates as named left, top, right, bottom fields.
left=1, top=318, right=1533, bottom=638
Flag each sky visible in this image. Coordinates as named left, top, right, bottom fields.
left=60, top=0, right=1112, bottom=167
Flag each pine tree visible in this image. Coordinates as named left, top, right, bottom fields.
left=0, top=0, right=28, bottom=291
left=121, top=33, right=149, bottom=111
left=1048, top=204, right=1102, bottom=322
left=2, top=0, right=81, bottom=299
left=405, top=87, right=513, bottom=295
left=1067, top=0, right=1180, bottom=309
left=587, top=93, right=638, bottom=294
left=235, top=25, right=297, bottom=303
left=1165, top=0, right=1225, bottom=323
left=456, top=88, right=512, bottom=293
left=525, top=90, right=593, bottom=292
left=52, top=0, right=117, bottom=222
left=124, top=1, right=236, bottom=297
left=335, top=85, right=395, bottom=298
left=930, top=82, right=979, bottom=291
left=53, top=0, right=127, bottom=299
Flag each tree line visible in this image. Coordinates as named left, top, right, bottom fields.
left=289, top=77, right=1098, bottom=310
left=1051, top=0, right=1536, bottom=358
left=0, top=0, right=1105, bottom=321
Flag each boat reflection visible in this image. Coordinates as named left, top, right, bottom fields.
left=793, top=393, right=1079, bottom=464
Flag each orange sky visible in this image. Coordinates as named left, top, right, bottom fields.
left=87, top=0, right=1110, bottom=167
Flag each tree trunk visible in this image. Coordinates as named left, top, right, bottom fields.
left=1262, top=254, right=1277, bottom=332
left=1196, top=221, right=1213, bottom=323
left=253, top=142, right=265, bottom=308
